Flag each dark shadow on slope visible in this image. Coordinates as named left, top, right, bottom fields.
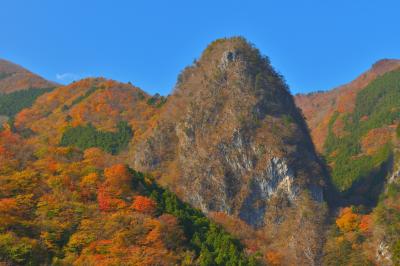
left=340, top=153, right=393, bottom=208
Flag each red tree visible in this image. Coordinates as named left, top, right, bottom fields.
left=131, top=196, right=156, bottom=215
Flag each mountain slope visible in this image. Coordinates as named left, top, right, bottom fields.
left=296, top=60, right=400, bottom=265
left=14, top=78, right=163, bottom=154
left=0, top=59, right=57, bottom=126
left=129, top=37, right=327, bottom=264
left=0, top=126, right=255, bottom=265
left=322, top=134, right=400, bottom=266
left=372, top=140, right=400, bottom=265
left=0, top=59, right=57, bottom=94
left=295, top=60, right=400, bottom=204
left=12, top=37, right=328, bottom=265
left=295, top=59, right=400, bottom=152
left=3, top=65, right=262, bottom=265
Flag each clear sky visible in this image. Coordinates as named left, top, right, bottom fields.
left=1, top=0, right=399, bottom=95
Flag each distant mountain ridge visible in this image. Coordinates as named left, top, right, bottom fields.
left=295, top=59, right=400, bottom=152
left=0, top=58, right=57, bottom=94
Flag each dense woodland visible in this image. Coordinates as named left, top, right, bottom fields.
left=0, top=88, right=53, bottom=117
left=321, top=69, right=400, bottom=264
left=60, top=121, right=133, bottom=155
left=324, top=69, right=400, bottom=194
left=323, top=149, right=400, bottom=265
left=0, top=125, right=258, bottom=265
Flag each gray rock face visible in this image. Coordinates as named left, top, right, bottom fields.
left=177, top=127, right=251, bottom=215
left=376, top=240, right=393, bottom=266
left=239, top=157, right=298, bottom=227
left=263, top=157, right=298, bottom=200
left=388, top=163, right=400, bottom=184
left=175, top=119, right=324, bottom=228
left=219, top=50, right=237, bottom=69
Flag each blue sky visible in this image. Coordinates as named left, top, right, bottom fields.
left=1, top=0, right=399, bottom=95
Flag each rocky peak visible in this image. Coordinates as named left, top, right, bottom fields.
left=131, top=37, right=325, bottom=227
left=128, top=38, right=328, bottom=264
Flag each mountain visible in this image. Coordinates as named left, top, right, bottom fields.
left=0, top=69, right=255, bottom=264
left=296, top=60, right=400, bottom=265
left=12, top=37, right=327, bottom=265
left=0, top=59, right=58, bottom=126
left=295, top=59, right=400, bottom=203
left=13, top=78, right=162, bottom=149
left=295, top=59, right=400, bottom=153
left=129, top=37, right=327, bottom=264
left=0, top=59, right=57, bottom=94
left=3, top=39, right=400, bottom=265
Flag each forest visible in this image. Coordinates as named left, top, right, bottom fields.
left=60, top=121, right=133, bottom=155
left=0, top=88, right=53, bottom=117
left=324, top=70, right=400, bottom=193
left=0, top=124, right=258, bottom=265
left=322, top=69, right=400, bottom=264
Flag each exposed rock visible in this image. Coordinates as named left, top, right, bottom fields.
left=219, top=50, right=237, bottom=69
left=127, top=37, right=327, bottom=265
left=376, top=240, right=393, bottom=266
left=388, top=161, right=400, bottom=184
left=130, top=37, right=326, bottom=233
left=239, top=157, right=298, bottom=227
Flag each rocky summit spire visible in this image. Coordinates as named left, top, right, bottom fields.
left=131, top=37, right=327, bottom=264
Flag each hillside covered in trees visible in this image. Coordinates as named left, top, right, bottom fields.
left=0, top=124, right=258, bottom=265
left=0, top=59, right=57, bottom=130
left=0, top=88, right=53, bottom=118
left=296, top=60, right=400, bottom=265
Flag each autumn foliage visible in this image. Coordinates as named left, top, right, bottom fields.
left=336, top=207, right=360, bottom=232
left=13, top=78, right=161, bottom=150
left=324, top=206, right=376, bottom=265
left=0, top=119, right=253, bottom=265
left=131, top=195, right=157, bottom=214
